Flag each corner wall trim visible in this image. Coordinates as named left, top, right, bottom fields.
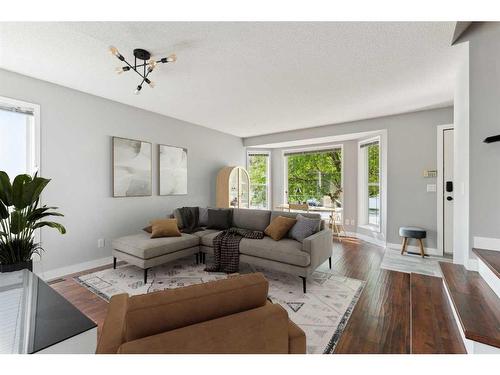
left=473, top=236, right=500, bottom=252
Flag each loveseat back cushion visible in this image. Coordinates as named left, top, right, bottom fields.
left=124, top=273, right=269, bottom=342
left=232, top=208, right=271, bottom=232
left=198, top=207, right=209, bottom=226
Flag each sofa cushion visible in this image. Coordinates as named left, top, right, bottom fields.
left=289, top=214, right=321, bottom=242
left=199, top=207, right=209, bottom=226
left=264, top=216, right=297, bottom=241
left=112, top=232, right=199, bottom=260
left=231, top=208, right=271, bottom=232
left=200, top=230, right=223, bottom=246
left=150, top=219, right=182, bottom=238
left=207, top=209, right=233, bottom=230
left=271, top=211, right=323, bottom=237
left=192, top=229, right=220, bottom=239
left=239, top=237, right=310, bottom=267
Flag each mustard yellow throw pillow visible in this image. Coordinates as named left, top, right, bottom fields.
left=264, top=216, right=297, bottom=241
left=150, top=219, right=182, bottom=238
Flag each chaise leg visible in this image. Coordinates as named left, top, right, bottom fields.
left=144, top=268, right=149, bottom=284
left=113, top=257, right=117, bottom=269
left=300, top=276, right=306, bottom=294
left=195, top=253, right=199, bottom=264
left=329, top=257, right=332, bottom=269
left=201, top=252, right=206, bottom=264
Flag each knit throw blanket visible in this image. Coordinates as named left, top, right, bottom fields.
left=178, top=206, right=204, bottom=234
left=205, top=227, right=264, bottom=273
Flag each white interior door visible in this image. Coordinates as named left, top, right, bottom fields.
left=443, top=129, right=454, bottom=254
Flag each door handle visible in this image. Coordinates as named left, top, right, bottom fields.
left=446, top=196, right=453, bottom=201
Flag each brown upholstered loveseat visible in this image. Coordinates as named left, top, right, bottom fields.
left=96, top=273, right=306, bottom=354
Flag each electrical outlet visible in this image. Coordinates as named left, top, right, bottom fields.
left=350, top=219, right=355, bottom=226
left=427, top=184, right=437, bottom=193
left=97, top=239, right=105, bottom=248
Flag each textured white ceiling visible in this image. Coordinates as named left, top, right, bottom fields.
left=0, top=22, right=459, bottom=137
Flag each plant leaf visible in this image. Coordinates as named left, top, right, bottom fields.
left=23, top=176, right=50, bottom=208
left=0, top=171, right=12, bottom=206
left=10, top=210, right=27, bottom=234
left=33, top=221, right=66, bottom=234
left=12, top=174, right=32, bottom=210
left=0, top=201, right=8, bottom=220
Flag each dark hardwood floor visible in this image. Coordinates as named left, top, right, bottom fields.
left=49, top=237, right=464, bottom=353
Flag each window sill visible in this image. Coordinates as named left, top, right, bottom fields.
left=358, top=224, right=381, bottom=233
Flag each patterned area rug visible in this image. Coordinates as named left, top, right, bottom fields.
left=380, top=248, right=452, bottom=277
left=75, top=256, right=364, bottom=354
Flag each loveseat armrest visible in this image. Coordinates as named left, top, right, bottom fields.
left=302, top=229, right=333, bottom=270
left=96, top=293, right=129, bottom=354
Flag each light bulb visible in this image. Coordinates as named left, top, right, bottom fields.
left=115, top=67, right=124, bottom=74
left=166, top=53, right=177, bottom=63
left=148, top=59, right=157, bottom=69
left=109, top=46, right=119, bottom=56
left=148, top=80, right=155, bottom=88
left=134, top=85, right=142, bottom=95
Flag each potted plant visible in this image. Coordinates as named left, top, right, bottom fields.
left=0, top=171, right=66, bottom=272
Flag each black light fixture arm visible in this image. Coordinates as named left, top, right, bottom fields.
left=109, top=46, right=176, bottom=94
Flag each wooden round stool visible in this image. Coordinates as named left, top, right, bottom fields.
left=399, top=227, right=427, bottom=257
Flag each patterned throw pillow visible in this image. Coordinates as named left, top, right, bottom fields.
left=289, top=214, right=321, bottom=242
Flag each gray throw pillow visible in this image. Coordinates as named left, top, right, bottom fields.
left=207, top=208, right=233, bottom=230
left=289, top=214, right=321, bottom=242
left=199, top=207, right=208, bottom=226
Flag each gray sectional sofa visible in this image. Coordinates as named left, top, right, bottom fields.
left=112, top=208, right=332, bottom=293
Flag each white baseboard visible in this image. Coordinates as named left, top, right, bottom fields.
left=473, top=236, right=500, bottom=251
left=351, top=232, right=386, bottom=247
left=386, top=242, right=441, bottom=257
left=465, top=258, right=478, bottom=272
left=34, top=256, right=113, bottom=281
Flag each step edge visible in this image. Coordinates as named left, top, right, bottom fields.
left=473, top=248, right=500, bottom=279
left=439, top=262, right=500, bottom=349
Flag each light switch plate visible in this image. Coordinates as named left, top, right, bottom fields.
left=427, top=184, right=437, bottom=193
left=97, top=239, right=105, bottom=248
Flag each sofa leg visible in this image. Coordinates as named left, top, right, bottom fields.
left=144, top=268, right=149, bottom=284
left=113, top=257, right=117, bottom=269
left=300, top=277, right=306, bottom=293
left=195, top=253, right=199, bottom=264
left=201, top=252, right=206, bottom=264
left=329, top=257, right=332, bottom=269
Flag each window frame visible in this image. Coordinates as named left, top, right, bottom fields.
left=246, top=150, right=271, bottom=210
left=282, top=144, right=343, bottom=206
left=358, top=136, right=381, bottom=232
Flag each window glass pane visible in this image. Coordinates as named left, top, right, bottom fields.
left=367, top=143, right=379, bottom=184
left=287, top=149, right=342, bottom=205
left=0, top=110, right=32, bottom=178
left=368, top=185, right=380, bottom=226
left=248, top=154, right=269, bottom=209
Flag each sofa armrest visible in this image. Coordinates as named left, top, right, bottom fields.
left=302, top=229, right=333, bottom=270
left=96, top=293, right=129, bottom=354
left=117, top=303, right=290, bottom=354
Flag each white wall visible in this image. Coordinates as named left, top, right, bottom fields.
left=245, top=107, right=454, bottom=249
left=456, top=23, right=500, bottom=263
left=453, top=42, right=470, bottom=266
left=0, top=69, right=245, bottom=276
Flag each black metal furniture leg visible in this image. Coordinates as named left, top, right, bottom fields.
left=300, top=276, right=306, bottom=293
left=195, top=253, right=199, bottom=264
left=144, top=268, right=149, bottom=284
left=113, top=257, right=117, bottom=269
left=329, top=257, right=332, bottom=269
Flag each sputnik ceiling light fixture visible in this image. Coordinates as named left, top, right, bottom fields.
left=109, top=46, right=176, bottom=95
